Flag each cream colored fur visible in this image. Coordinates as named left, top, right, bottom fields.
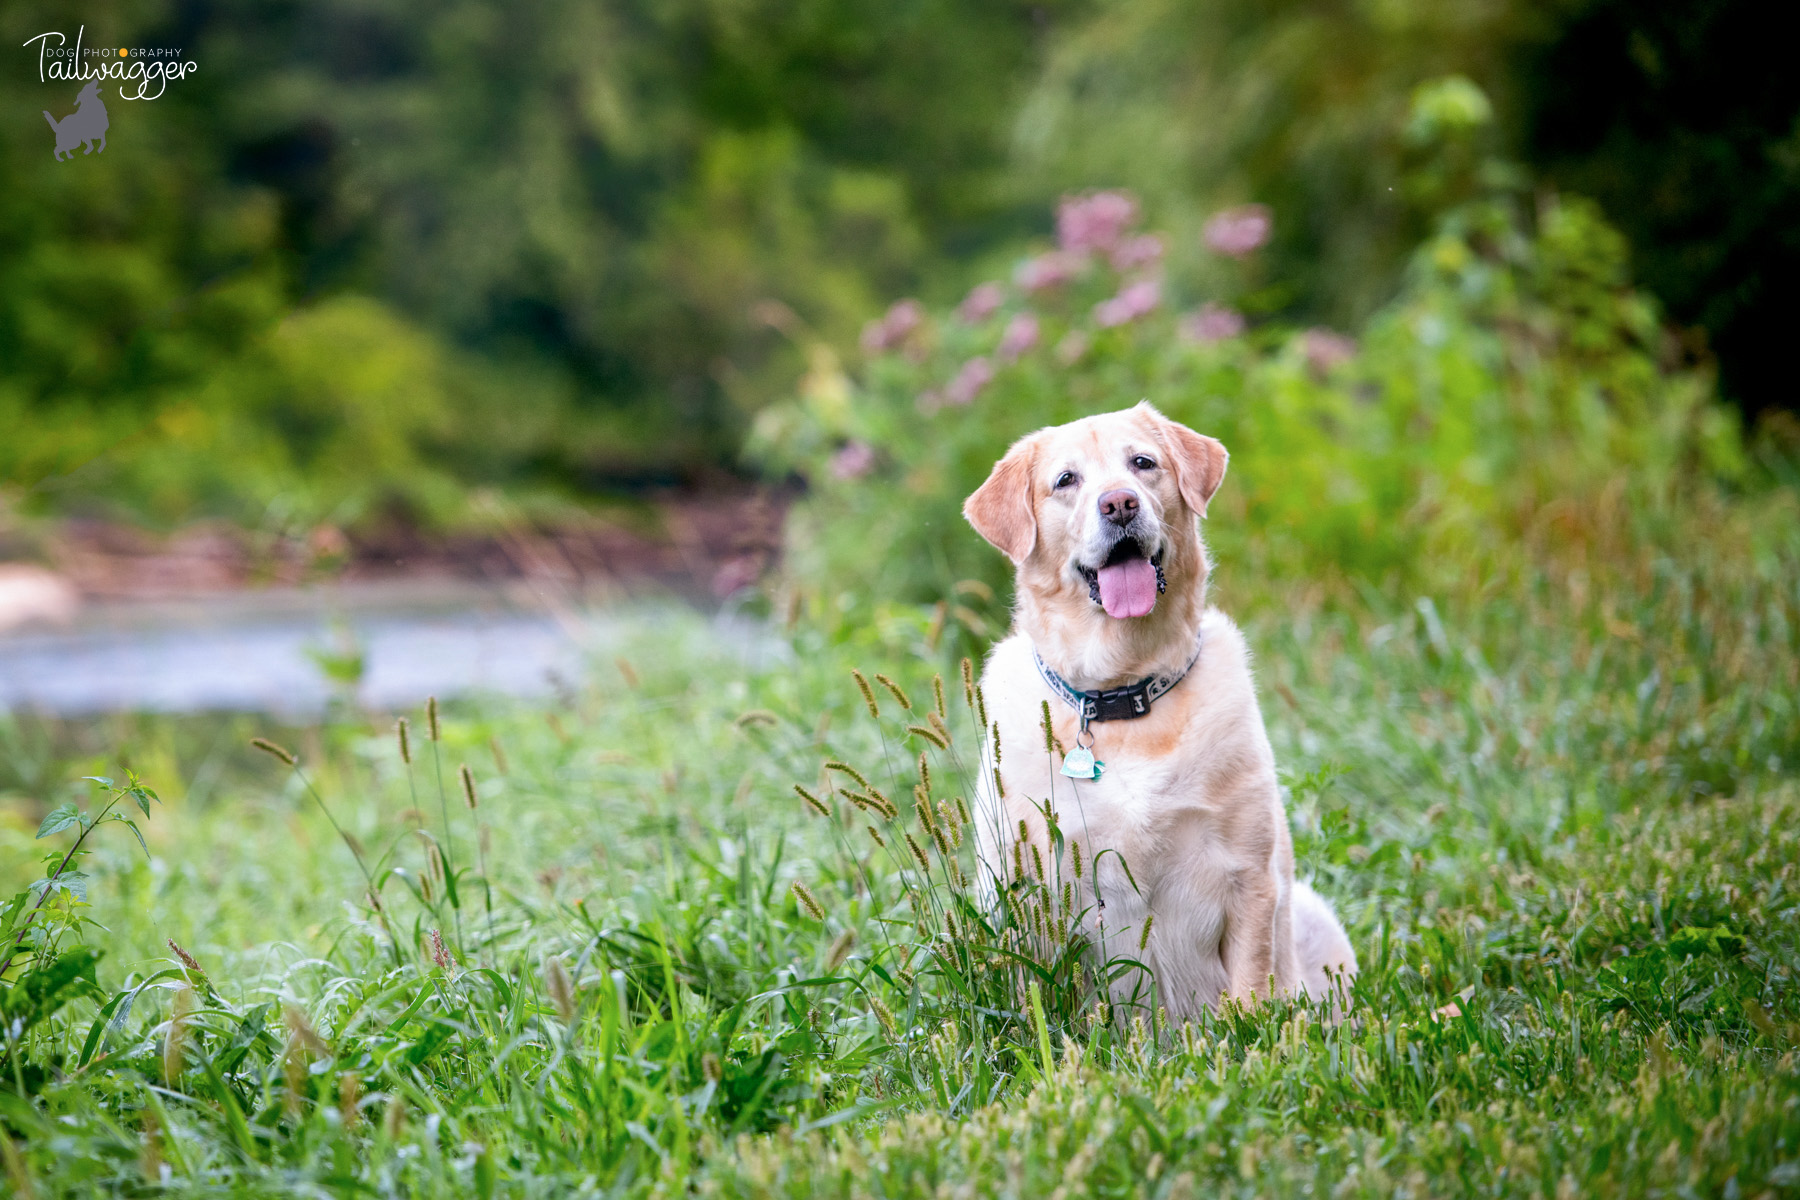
left=963, top=403, right=1356, bottom=1018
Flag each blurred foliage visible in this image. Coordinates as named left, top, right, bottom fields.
left=1514, top=0, right=1800, bottom=419
left=752, top=98, right=1749, bottom=653
left=1, top=0, right=1790, bottom=532
left=1010, top=0, right=1530, bottom=330
left=1, top=0, right=1060, bottom=528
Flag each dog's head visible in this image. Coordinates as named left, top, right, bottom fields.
left=963, top=402, right=1227, bottom=623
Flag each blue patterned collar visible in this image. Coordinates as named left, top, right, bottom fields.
left=1032, top=636, right=1203, bottom=732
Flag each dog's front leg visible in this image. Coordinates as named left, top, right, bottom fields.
left=1219, top=875, right=1280, bottom=1007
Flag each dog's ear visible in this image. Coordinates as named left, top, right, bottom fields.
left=964, top=435, right=1040, bottom=564
left=1140, top=403, right=1228, bottom=516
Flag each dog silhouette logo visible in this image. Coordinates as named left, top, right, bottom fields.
left=44, top=79, right=108, bottom=160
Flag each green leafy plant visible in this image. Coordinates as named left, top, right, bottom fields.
left=751, top=91, right=1745, bottom=661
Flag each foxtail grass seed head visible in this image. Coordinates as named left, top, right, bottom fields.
left=426, top=842, right=445, bottom=886
left=917, top=751, right=931, bottom=792
left=825, top=760, right=870, bottom=789
left=460, top=763, right=478, bottom=809
left=383, top=1095, right=405, bottom=1140
left=1063, top=881, right=1073, bottom=915
left=905, top=832, right=931, bottom=872
left=961, top=657, right=975, bottom=708
left=426, top=696, right=441, bottom=742
left=975, top=683, right=988, bottom=729
left=3, top=1132, right=37, bottom=1199
left=796, top=784, right=833, bottom=818
left=251, top=737, right=295, bottom=766
left=955, top=795, right=970, bottom=824
left=396, top=717, right=412, bottom=764
left=991, top=722, right=1002, bottom=765
left=826, top=928, right=857, bottom=971
left=933, top=673, right=947, bottom=719
left=851, top=669, right=880, bottom=718
left=734, top=709, right=780, bottom=729
left=939, top=801, right=961, bottom=847
left=167, top=938, right=203, bottom=976
left=544, top=956, right=576, bottom=1026
left=138, top=1108, right=163, bottom=1183
left=993, top=766, right=1006, bottom=799
left=870, top=995, right=897, bottom=1038
left=1032, top=843, right=1046, bottom=882
left=791, top=879, right=827, bottom=921
left=702, top=1052, right=723, bottom=1082
left=285, top=1004, right=329, bottom=1056
left=488, top=735, right=508, bottom=774
left=1071, top=840, right=1084, bottom=881
left=866, top=824, right=886, bottom=847
left=428, top=928, right=454, bottom=971
left=163, top=985, right=194, bottom=1085
left=929, top=711, right=953, bottom=745
left=876, top=673, right=913, bottom=710
left=1012, top=840, right=1026, bottom=880
left=339, top=1072, right=362, bottom=1127
left=283, top=1034, right=306, bottom=1116
left=1041, top=701, right=1055, bottom=753
left=1138, top=912, right=1156, bottom=953
left=913, top=790, right=938, bottom=832
left=908, top=723, right=948, bottom=749
left=929, top=822, right=952, bottom=859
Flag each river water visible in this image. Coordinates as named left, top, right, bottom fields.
left=0, top=581, right=775, bottom=717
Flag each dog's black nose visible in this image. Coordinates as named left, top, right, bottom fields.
left=1099, top=489, right=1139, bottom=527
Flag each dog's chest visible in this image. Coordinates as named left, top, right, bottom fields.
left=979, top=626, right=1274, bottom=895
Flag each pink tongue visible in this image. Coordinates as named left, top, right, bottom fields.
left=1096, top=558, right=1158, bottom=618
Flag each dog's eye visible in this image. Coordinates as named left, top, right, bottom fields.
left=1131, top=455, right=1158, bottom=471
left=1054, top=471, right=1077, bottom=490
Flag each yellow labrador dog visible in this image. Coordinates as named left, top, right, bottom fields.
left=964, top=402, right=1355, bottom=1018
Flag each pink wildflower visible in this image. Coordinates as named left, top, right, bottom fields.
left=1203, top=205, right=1273, bottom=258
left=1093, top=279, right=1161, bottom=328
left=944, top=357, right=995, bottom=406
left=997, top=313, right=1040, bottom=361
left=829, top=440, right=878, bottom=480
left=1057, top=190, right=1140, bottom=255
left=1109, top=233, right=1164, bottom=272
left=1015, top=251, right=1083, bottom=293
left=860, top=299, right=925, bottom=354
left=1301, top=328, right=1357, bottom=374
left=957, top=282, right=1005, bottom=323
left=1179, top=302, right=1246, bottom=344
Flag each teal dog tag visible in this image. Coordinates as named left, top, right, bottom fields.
left=1060, top=746, right=1104, bottom=780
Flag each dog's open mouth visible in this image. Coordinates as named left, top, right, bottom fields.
left=1080, top=539, right=1166, bottom=619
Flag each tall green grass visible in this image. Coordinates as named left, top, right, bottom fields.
left=4, top=115, right=1798, bottom=1195
left=1, top=468, right=1795, bottom=1195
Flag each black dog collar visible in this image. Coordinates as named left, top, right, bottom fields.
left=1032, top=636, right=1202, bottom=733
